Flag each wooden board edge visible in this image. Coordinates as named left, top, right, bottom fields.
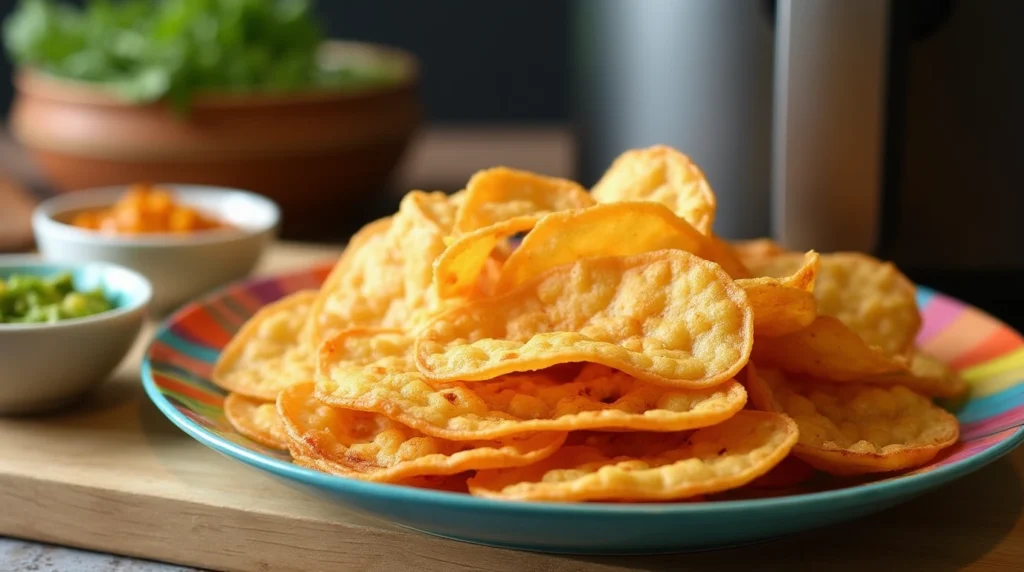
left=0, top=473, right=623, bottom=572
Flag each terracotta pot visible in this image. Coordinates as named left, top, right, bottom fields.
left=9, top=41, right=421, bottom=238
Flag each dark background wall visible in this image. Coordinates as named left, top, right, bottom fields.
left=0, top=0, right=571, bottom=123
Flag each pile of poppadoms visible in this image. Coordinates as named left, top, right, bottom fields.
left=211, top=145, right=964, bottom=502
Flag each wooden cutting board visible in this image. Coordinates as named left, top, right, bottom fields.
left=2, top=243, right=1023, bottom=572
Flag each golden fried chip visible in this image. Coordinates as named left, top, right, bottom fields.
left=312, top=191, right=451, bottom=343
left=467, top=411, right=798, bottom=501
left=408, top=189, right=459, bottom=233
left=739, top=283, right=816, bottom=338
left=212, top=290, right=318, bottom=400
left=865, top=351, right=969, bottom=399
left=751, top=316, right=908, bottom=381
left=447, top=189, right=467, bottom=208
left=453, top=167, right=594, bottom=234
left=736, top=251, right=819, bottom=337
left=317, top=330, right=748, bottom=439
left=308, top=216, right=392, bottom=343
left=495, top=202, right=709, bottom=293
left=729, top=238, right=788, bottom=270
left=702, top=233, right=752, bottom=279
left=224, top=392, right=289, bottom=450
left=433, top=217, right=536, bottom=299
left=494, top=203, right=754, bottom=294
left=752, top=252, right=921, bottom=357
left=744, top=364, right=959, bottom=475
left=416, top=250, right=754, bottom=388
left=278, top=382, right=565, bottom=482
left=774, top=250, right=819, bottom=292
left=474, top=256, right=504, bottom=299
left=908, top=351, right=949, bottom=379
left=590, top=145, right=717, bottom=235
left=752, top=318, right=960, bottom=397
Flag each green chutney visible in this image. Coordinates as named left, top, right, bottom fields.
left=0, top=272, right=114, bottom=324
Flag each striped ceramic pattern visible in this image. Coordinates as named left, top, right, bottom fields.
left=145, top=266, right=1024, bottom=488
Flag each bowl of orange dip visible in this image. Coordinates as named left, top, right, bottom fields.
left=33, top=183, right=279, bottom=313
left=68, top=185, right=230, bottom=235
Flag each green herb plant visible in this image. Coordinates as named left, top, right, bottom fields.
left=2, top=0, right=402, bottom=110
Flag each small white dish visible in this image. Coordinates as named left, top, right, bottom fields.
left=0, top=256, right=151, bottom=414
left=32, top=185, right=279, bottom=314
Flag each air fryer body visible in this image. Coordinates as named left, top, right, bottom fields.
left=572, top=0, right=1023, bottom=325
left=881, top=1, right=1024, bottom=273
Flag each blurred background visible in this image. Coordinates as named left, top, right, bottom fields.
left=0, top=0, right=577, bottom=239
left=0, top=0, right=1022, bottom=327
left=0, top=0, right=573, bottom=124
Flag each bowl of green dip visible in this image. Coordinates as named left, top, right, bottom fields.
left=0, top=256, right=151, bottom=414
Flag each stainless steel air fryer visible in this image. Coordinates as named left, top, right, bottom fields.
left=572, top=0, right=1024, bottom=322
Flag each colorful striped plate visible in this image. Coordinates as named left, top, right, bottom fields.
left=141, top=265, right=1024, bottom=554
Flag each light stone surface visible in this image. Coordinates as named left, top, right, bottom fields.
left=0, top=538, right=199, bottom=572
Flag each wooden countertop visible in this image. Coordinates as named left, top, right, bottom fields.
left=1, top=242, right=1023, bottom=572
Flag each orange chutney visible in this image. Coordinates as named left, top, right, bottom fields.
left=71, top=185, right=229, bottom=235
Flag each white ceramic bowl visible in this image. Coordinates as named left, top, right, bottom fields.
left=33, top=185, right=279, bottom=314
left=0, top=257, right=151, bottom=414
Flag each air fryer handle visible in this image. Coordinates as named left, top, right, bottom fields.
left=771, top=0, right=890, bottom=253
